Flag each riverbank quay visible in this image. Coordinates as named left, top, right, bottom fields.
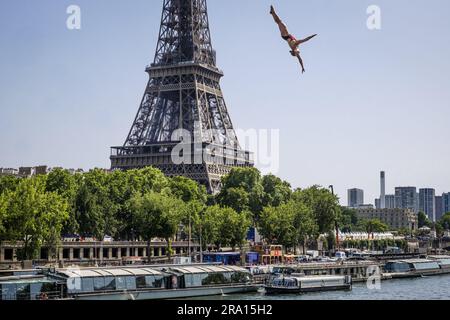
left=0, top=240, right=211, bottom=269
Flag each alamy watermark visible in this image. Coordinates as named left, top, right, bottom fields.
left=66, top=5, right=81, bottom=30
left=66, top=265, right=82, bottom=291
left=367, top=5, right=382, bottom=30
left=366, top=265, right=382, bottom=290
left=170, top=123, right=280, bottom=175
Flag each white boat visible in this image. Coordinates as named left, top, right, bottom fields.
left=264, top=274, right=352, bottom=295
left=54, top=264, right=258, bottom=300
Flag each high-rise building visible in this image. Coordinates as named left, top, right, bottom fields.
left=419, top=188, right=436, bottom=222
left=385, top=195, right=396, bottom=209
left=375, top=194, right=395, bottom=209
left=395, top=187, right=419, bottom=213
left=348, top=189, right=364, bottom=208
left=435, top=196, right=443, bottom=221
left=443, top=193, right=450, bottom=216
left=380, top=171, right=386, bottom=209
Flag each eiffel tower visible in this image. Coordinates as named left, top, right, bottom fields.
left=110, top=0, right=253, bottom=193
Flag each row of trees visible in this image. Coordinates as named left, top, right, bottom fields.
left=0, top=167, right=255, bottom=260
left=2, top=166, right=432, bottom=260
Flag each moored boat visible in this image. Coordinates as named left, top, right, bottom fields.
left=264, top=274, right=352, bottom=295
left=0, top=264, right=258, bottom=300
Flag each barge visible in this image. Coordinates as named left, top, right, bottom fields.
left=264, top=274, right=352, bottom=295
left=0, top=264, right=258, bottom=300
left=383, top=257, right=450, bottom=279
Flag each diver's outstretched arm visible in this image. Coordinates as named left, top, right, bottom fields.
left=297, top=54, right=306, bottom=74
left=295, top=34, right=318, bottom=46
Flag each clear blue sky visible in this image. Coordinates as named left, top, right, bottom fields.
left=1, top=0, right=449, bottom=205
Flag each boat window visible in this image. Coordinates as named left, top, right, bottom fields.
left=154, top=276, right=166, bottom=289
left=190, top=274, right=205, bottom=287
left=145, top=275, right=156, bottom=288
left=1, top=283, right=17, bottom=300
left=82, top=278, right=94, bottom=293
left=438, top=259, right=450, bottom=266
left=136, top=276, right=146, bottom=289
left=385, top=262, right=410, bottom=273
left=30, top=283, right=44, bottom=300
left=116, top=277, right=126, bottom=290
left=103, top=277, right=116, bottom=291
left=413, top=262, right=439, bottom=271
left=16, top=283, right=31, bottom=300
left=126, top=277, right=136, bottom=290
left=202, top=273, right=229, bottom=286
left=40, top=282, right=57, bottom=298
left=184, top=275, right=195, bottom=288
left=231, top=272, right=250, bottom=284
left=94, top=277, right=106, bottom=291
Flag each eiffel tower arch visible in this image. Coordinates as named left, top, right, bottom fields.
left=110, top=0, right=254, bottom=193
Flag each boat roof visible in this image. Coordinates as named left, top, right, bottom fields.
left=203, top=252, right=241, bottom=256
left=57, top=267, right=165, bottom=278
left=387, top=259, right=436, bottom=264
left=56, top=265, right=246, bottom=279
left=0, top=276, right=55, bottom=285
left=169, top=265, right=246, bottom=275
left=280, top=275, right=345, bottom=281
left=428, top=255, right=450, bottom=260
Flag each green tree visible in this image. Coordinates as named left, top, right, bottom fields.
left=292, top=201, right=318, bottom=254
left=0, top=175, right=21, bottom=194
left=259, top=204, right=296, bottom=249
left=216, top=187, right=249, bottom=214
left=293, top=186, right=341, bottom=234
left=75, top=169, right=118, bottom=239
left=109, top=168, right=170, bottom=240
left=435, top=222, right=444, bottom=238
left=363, top=219, right=389, bottom=235
left=259, top=200, right=317, bottom=252
left=418, top=211, right=432, bottom=228
left=439, top=212, right=450, bottom=231
left=397, top=227, right=412, bottom=236
left=46, top=168, right=80, bottom=234
left=217, top=168, right=264, bottom=221
left=169, top=176, right=207, bottom=204
left=196, top=205, right=249, bottom=250
left=2, top=178, right=69, bottom=260
left=339, top=207, right=359, bottom=232
left=130, top=192, right=185, bottom=262
left=261, top=174, right=292, bottom=207
left=197, top=206, right=221, bottom=250
left=0, top=193, right=8, bottom=239
left=218, top=208, right=251, bottom=250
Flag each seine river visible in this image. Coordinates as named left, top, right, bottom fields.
left=196, top=274, right=450, bottom=300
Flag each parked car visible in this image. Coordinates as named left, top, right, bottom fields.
left=103, top=235, right=114, bottom=242
left=335, top=251, right=347, bottom=260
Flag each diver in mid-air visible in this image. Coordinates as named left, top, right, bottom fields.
left=270, top=5, right=317, bottom=74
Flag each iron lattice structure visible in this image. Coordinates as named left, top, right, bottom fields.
left=111, top=0, right=253, bottom=193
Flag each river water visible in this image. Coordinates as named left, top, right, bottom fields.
left=196, top=275, right=450, bottom=300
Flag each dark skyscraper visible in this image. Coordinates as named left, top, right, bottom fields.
left=435, top=195, right=443, bottom=221
left=348, top=188, right=364, bottom=208
left=395, top=187, right=418, bottom=214
left=419, top=188, right=436, bottom=222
